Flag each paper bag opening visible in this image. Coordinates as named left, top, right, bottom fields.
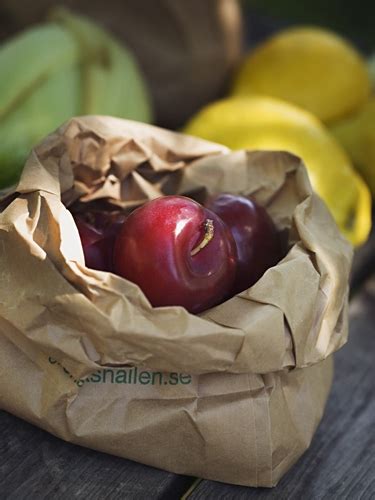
left=0, top=116, right=351, bottom=486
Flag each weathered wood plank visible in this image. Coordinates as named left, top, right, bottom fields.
left=0, top=411, right=193, bottom=499
left=188, top=277, right=375, bottom=499
left=350, top=227, right=375, bottom=296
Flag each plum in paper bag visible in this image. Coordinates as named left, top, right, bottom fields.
left=113, top=196, right=237, bottom=313
left=0, top=116, right=352, bottom=489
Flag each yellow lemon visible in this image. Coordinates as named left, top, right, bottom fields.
left=232, top=27, right=371, bottom=123
left=368, top=53, right=375, bottom=92
left=331, top=97, right=375, bottom=196
left=184, top=96, right=371, bottom=246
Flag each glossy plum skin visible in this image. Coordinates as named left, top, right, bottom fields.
left=113, top=196, right=237, bottom=313
left=206, top=193, right=282, bottom=294
left=74, top=211, right=126, bottom=272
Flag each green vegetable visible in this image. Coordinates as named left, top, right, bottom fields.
left=0, top=8, right=153, bottom=188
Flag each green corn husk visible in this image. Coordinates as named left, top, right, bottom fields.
left=0, top=66, right=80, bottom=187
left=0, top=24, right=79, bottom=121
left=51, top=8, right=152, bottom=121
left=0, top=9, right=153, bottom=188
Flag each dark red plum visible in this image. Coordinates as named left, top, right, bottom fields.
left=206, top=193, right=282, bottom=294
left=113, top=195, right=237, bottom=313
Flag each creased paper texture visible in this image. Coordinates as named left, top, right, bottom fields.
left=0, top=116, right=352, bottom=486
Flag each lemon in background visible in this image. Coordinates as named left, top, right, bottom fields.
left=184, top=96, right=371, bottom=246
left=232, top=27, right=371, bottom=124
left=331, top=97, right=375, bottom=197
left=368, top=53, right=375, bottom=91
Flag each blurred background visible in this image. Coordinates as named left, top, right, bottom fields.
left=0, top=0, right=374, bottom=248
left=243, top=1, right=375, bottom=52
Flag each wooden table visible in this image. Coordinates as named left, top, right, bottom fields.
left=1, top=237, right=375, bottom=499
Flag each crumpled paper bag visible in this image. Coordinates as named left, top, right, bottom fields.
left=0, top=116, right=352, bottom=487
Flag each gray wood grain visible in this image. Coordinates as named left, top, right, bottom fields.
left=350, top=225, right=375, bottom=296
left=0, top=411, right=193, bottom=500
left=188, top=277, right=375, bottom=500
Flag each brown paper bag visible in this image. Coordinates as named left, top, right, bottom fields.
left=0, top=116, right=352, bottom=487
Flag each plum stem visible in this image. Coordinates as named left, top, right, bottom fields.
left=191, top=219, right=214, bottom=256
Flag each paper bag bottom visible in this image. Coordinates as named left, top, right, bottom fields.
left=0, top=330, right=333, bottom=487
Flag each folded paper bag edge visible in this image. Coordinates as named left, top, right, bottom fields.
left=0, top=116, right=352, bottom=377
left=0, top=116, right=350, bottom=488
